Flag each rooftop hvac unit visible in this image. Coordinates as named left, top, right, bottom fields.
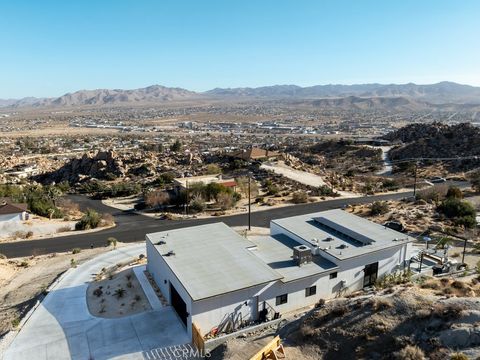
left=293, top=245, right=312, bottom=266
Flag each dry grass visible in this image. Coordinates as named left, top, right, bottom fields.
left=393, top=345, right=426, bottom=360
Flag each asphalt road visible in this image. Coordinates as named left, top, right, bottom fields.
left=0, top=181, right=467, bottom=258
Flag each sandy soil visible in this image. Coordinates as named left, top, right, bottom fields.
left=0, top=247, right=115, bottom=338
left=261, top=161, right=327, bottom=187
left=87, top=267, right=151, bottom=318
left=0, top=218, right=75, bottom=242
left=261, top=161, right=359, bottom=197
left=102, top=196, right=139, bottom=211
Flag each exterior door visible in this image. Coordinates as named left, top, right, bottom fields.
left=170, top=282, right=188, bottom=326
left=363, top=262, right=379, bottom=287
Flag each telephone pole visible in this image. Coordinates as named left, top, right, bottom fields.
left=248, top=175, right=251, bottom=231
left=413, top=161, right=418, bottom=198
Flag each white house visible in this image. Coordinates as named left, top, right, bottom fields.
left=0, top=202, right=29, bottom=222
left=146, top=209, right=413, bottom=338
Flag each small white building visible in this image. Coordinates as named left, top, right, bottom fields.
left=0, top=202, right=29, bottom=222
left=146, top=209, right=413, bottom=338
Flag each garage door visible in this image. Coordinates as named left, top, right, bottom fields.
left=170, top=282, right=188, bottom=326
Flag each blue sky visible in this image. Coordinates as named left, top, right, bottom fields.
left=1, top=0, right=479, bottom=98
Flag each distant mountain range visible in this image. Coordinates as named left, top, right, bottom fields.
left=2, top=82, right=480, bottom=110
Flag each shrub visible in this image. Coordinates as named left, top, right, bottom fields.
left=0, top=253, right=6, bottom=259
left=446, top=186, right=463, bottom=199
left=450, top=353, right=469, bottom=360
left=317, top=185, right=339, bottom=197
left=393, top=345, right=425, bottom=360
left=205, top=164, right=222, bottom=175
left=107, top=237, right=117, bottom=249
left=72, top=248, right=81, bottom=254
left=114, top=288, right=126, bottom=298
left=292, top=191, right=308, bottom=204
left=370, top=201, right=389, bottom=216
left=93, top=287, right=103, bottom=297
left=437, top=198, right=476, bottom=228
left=75, top=209, right=101, bottom=230
left=189, top=197, right=206, bottom=213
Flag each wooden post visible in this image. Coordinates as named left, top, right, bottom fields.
left=192, top=323, right=205, bottom=352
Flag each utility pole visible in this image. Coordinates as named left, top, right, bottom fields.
left=462, top=237, right=468, bottom=264
left=413, top=161, right=418, bottom=198
left=185, top=180, right=189, bottom=216
left=248, top=175, right=251, bottom=231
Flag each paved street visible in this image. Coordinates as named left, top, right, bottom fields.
left=3, top=244, right=191, bottom=360
left=0, top=182, right=467, bottom=258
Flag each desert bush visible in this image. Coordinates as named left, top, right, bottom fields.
left=216, top=192, right=235, bottom=210
left=75, top=209, right=101, bottom=230
left=101, top=213, right=115, bottom=227
left=370, top=297, right=394, bottom=311
left=72, top=248, right=81, bottom=254
left=393, top=345, right=425, bottom=360
left=145, top=190, right=170, bottom=209
left=205, top=164, right=222, bottom=175
left=114, top=288, right=126, bottom=298
left=93, top=287, right=103, bottom=297
left=189, top=196, right=206, bottom=213
left=370, top=201, right=389, bottom=216
left=446, top=186, right=463, bottom=199
left=107, top=237, right=117, bottom=249
left=0, top=253, right=6, bottom=259
left=25, top=231, right=33, bottom=239
left=450, top=353, right=469, bottom=360
left=57, top=225, right=72, bottom=233
left=437, top=198, right=476, bottom=228
left=316, top=185, right=339, bottom=197
left=236, top=177, right=259, bottom=198
left=331, top=304, right=348, bottom=316
left=292, top=191, right=308, bottom=204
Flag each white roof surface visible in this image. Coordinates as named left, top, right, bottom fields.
left=147, top=223, right=282, bottom=301
left=272, top=209, right=413, bottom=260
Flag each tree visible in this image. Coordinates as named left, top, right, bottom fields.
left=205, top=164, right=222, bottom=175
left=170, top=139, right=182, bottom=152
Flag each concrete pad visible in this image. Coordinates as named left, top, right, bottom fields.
left=4, top=244, right=190, bottom=360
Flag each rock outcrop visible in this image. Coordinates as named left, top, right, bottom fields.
left=38, top=150, right=125, bottom=184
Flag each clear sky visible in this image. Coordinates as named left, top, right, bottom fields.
left=1, top=0, right=480, bottom=98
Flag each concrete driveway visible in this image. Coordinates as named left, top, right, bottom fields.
left=3, top=244, right=191, bottom=360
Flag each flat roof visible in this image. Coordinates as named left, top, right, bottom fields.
left=147, top=223, right=282, bottom=301
left=272, top=209, right=413, bottom=260
left=249, top=234, right=338, bottom=282
left=173, top=174, right=235, bottom=188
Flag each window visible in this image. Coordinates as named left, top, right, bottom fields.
left=329, top=272, right=338, bottom=279
left=305, top=286, right=316, bottom=297
left=276, top=293, right=288, bottom=306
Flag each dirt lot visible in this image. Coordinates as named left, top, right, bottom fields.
left=0, top=246, right=115, bottom=338
left=212, top=278, right=480, bottom=360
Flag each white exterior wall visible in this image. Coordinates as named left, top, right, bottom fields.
left=259, top=273, right=333, bottom=314
left=146, top=237, right=194, bottom=336
left=0, top=213, right=22, bottom=222
left=191, top=283, right=269, bottom=336
left=319, top=243, right=410, bottom=293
